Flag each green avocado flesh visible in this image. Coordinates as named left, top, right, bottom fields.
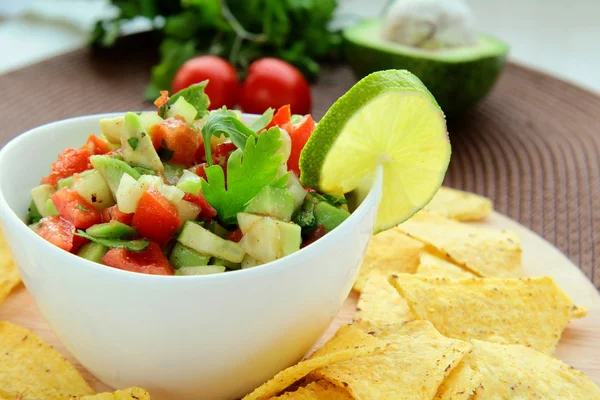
left=343, top=19, right=509, bottom=116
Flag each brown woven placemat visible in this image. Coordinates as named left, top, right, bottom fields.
left=1, top=36, right=598, bottom=288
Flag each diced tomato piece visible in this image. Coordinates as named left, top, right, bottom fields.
left=183, top=192, right=217, bottom=218
left=265, top=105, right=291, bottom=130
left=212, top=142, right=238, bottom=167
left=132, top=188, right=182, bottom=244
left=101, top=205, right=134, bottom=225
left=36, top=215, right=88, bottom=253
left=84, top=135, right=112, bottom=155
left=282, top=115, right=316, bottom=176
left=103, top=242, right=174, bottom=276
left=194, top=135, right=207, bottom=163
left=154, top=90, right=169, bottom=108
left=226, top=228, right=243, bottom=243
left=194, top=163, right=208, bottom=181
left=50, top=188, right=102, bottom=229
left=150, top=116, right=200, bottom=167
left=41, top=148, right=93, bottom=186
left=302, top=225, right=327, bottom=248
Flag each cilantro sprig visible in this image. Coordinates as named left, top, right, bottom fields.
left=201, top=108, right=258, bottom=165
left=201, top=127, right=283, bottom=224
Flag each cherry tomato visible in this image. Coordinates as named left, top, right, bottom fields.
left=265, top=105, right=291, bottom=130
left=41, top=148, right=93, bottom=186
left=132, top=188, right=182, bottom=244
left=282, top=114, right=316, bottom=176
left=239, top=58, right=311, bottom=115
left=172, top=56, right=239, bottom=110
left=36, top=215, right=88, bottom=253
left=103, top=242, right=174, bottom=276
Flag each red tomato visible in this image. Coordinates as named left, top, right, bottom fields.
left=36, top=215, right=87, bottom=253
left=103, top=242, right=174, bottom=276
left=265, top=105, right=291, bottom=130
left=50, top=188, right=102, bottom=229
left=183, top=193, right=217, bottom=218
left=101, top=205, right=134, bottom=225
left=194, top=163, right=208, bottom=181
left=132, top=188, right=182, bottom=244
left=84, top=135, right=111, bottom=155
left=239, top=58, right=311, bottom=115
left=226, top=229, right=243, bottom=243
left=302, top=225, right=327, bottom=248
left=212, top=142, right=237, bottom=166
left=41, top=148, right=93, bottom=186
left=151, top=116, right=200, bottom=167
left=282, top=115, right=316, bottom=176
left=172, top=56, right=239, bottom=110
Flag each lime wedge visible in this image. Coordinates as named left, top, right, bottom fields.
left=299, top=70, right=451, bottom=232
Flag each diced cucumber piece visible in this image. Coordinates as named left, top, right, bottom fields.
left=208, top=221, right=229, bottom=239
left=137, top=174, right=163, bottom=187
left=77, top=242, right=109, bottom=263
left=175, top=265, right=226, bottom=276
left=287, top=173, right=307, bottom=210
left=241, top=254, right=262, bottom=269
left=122, top=112, right=163, bottom=172
left=90, top=155, right=142, bottom=197
left=244, top=186, right=295, bottom=222
left=31, top=184, right=55, bottom=218
left=177, top=221, right=245, bottom=263
left=116, top=173, right=145, bottom=213
left=139, top=111, right=163, bottom=132
left=314, top=202, right=350, bottom=232
left=239, top=217, right=280, bottom=263
left=76, top=230, right=150, bottom=252
left=99, top=116, right=123, bottom=144
left=237, top=212, right=263, bottom=234
left=211, top=257, right=241, bottom=270
left=276, top=127, right=292, bottom=165
left=163, top=163, right=184, bottom=185
left=27, top=200, right=43, bottom=224
left=166, top=96, right=198, bottom=124
left=86, top=221, right=137, bottom=239
left=176, top=199, right=200, bottom=221
left=57, top=175, right=74, bottom=189
left=72, top=169, right=115, bottom=210
left=159, top=184, right=185, bottom=205
left=133, top=166, right=156, bottom=176
left=169, top=242, right=211, bottom=269
left=277, top=221, right=302, bottom=257
left=45, top=198, right=59, bottom=216
left=176, top=170, right=202, bottom=195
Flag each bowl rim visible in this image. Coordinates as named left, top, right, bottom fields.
left=0, top=112, right=383, bottom=282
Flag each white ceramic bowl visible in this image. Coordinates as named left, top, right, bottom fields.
left=0, top=113, right=382, bottom=400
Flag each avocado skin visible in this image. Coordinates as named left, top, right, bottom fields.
left=344, top=35, right=508, bottom=116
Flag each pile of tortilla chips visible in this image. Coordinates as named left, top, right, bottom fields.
left=244, top=187, right=600, bottom=399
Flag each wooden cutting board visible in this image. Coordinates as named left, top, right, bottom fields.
left=1, top=211, right=599, bottom=393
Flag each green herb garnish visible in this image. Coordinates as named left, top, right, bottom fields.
left=76, top=231, right=150, bottom=252
left=127, top=137, right=139, bottom=150
left=77, top=204, right=90, bottom=212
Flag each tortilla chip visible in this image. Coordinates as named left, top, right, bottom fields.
left=354, top=229, right=424, bottom=292
left=417, top=253, right=477, bottom=279
left=397, top=212, right=521, bottom=278
left=311, top=321, right=473, bottom=400
left=77, top=387, right=150, bottom=399
left=425, top=187, right=493, bottom=222
left=243, top=325, right=385, bottom=400
left=0, top=230, right=21, bottom=306
left=434, top=362, right=482, bottom=400
left=354, top=270, right=414, bottom=329
left=572, top=305, right=588, bottom=319
left=466, top=340, right=600, bottom=399
left=0, top=321, right=94, bottom=399
left=390, top=275, right=574, bottom=354
left=271, top=381, right=352, bottom=399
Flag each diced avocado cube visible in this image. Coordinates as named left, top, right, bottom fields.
left=287, top=173, right=307, bottom=210
left=72, top=169, right=115, bottom=211
left=163, top=163, right=184, bottom=185
left=241, top=254, right=262, bottom=269
left=57, top=175, right=74, bottom=189
left=138, top=112, right=163, bottom=132
left=99, top=116, right=123, bottom=144
left=133, top=166, right=156, bottom=176
left=86, top=221, right=137, bottom=239
left=169, top=242, right=211, bottom=269
left=177, top=221, right=245, bottom=263
left=176, top=170, right=202, bottom=195
left=314, top=202, right=350, bottom=232
left=245, top=186, right=295, bottom=222
left=166, top=97, right=199, bottom=124
left=115, top=173, right=145, bottom=214
left=122, top=112, right=164, bottom=172
left=176, top=199, right=200, bottom=222
left=211, top=257, right=241, bottom=270
left=45, top=198, right=59, bottom=216
left=208, top=221, right=229, bottom=239
left=77, top=242, right=109, bottom=263
left=237, top=212, right=263, bottom=235
left=31, top=184, right=55, bottom=218
left=27, top=200, right=43, bottom=224
left=276, top=220, right=302, bottom=257
left=90, top=155, right=142, bottom=197
left=239, top=216, right=301, bottom=263
left=175, top=265, right=226, bottom=276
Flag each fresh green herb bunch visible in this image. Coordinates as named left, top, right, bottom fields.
left=92, top=0, right=340, bottom=100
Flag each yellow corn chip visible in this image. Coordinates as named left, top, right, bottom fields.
left=390, top=275, right=574, bottom=354
left=354, top=230, right=424, bottom=292
left=243, top=326, right=385, bottom=400
left=434, top=362, right=482, bottom=400
left=354, top=270, right=414, bottom=329
left=0, top=321, right=94, bottom=399
left=76, top=387, right=150, bottom=399
left=466, top=340, right=600, bottom=399
left=312, top=321, right=473, bottom=400
left=417, top=253, right=476, bottom=279
left=424, top=187, right=493, bottom=222
left=0, top=230, right=21, bottom=306
left=572, top=305, right=588, bottom=319
left=398, top=212, right=521, bottom=278
left=271, top=381, right=352, bottom=399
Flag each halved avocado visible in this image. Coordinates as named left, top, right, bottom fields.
left=343, top=19, right=508, bottom=116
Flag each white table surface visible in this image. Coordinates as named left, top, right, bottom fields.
left=1, top=0, right=599, bottom=94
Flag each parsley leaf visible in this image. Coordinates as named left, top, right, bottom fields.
left=250, top=108, right=274, bottom=132
left=201, top=127, right=283, bottom=224
left=127, top=137, right=139, bottom=150
left=159, top=81, right=210, bottom=119
left=201, top=109, right=257, bottom=165
left=76, top=231, right=150, bottom=252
